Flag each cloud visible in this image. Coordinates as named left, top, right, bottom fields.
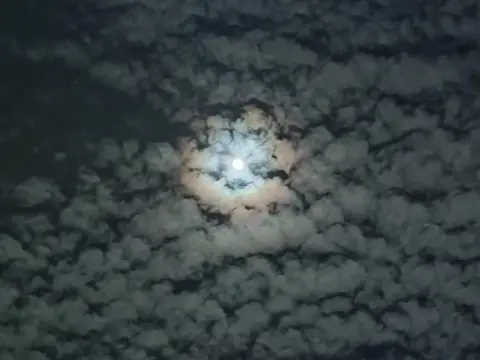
left=1, top=0, right=480, bottom=359
left=179, top=105, right=297, bottom=222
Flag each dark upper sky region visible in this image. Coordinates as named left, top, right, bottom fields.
left=0, top=0, right=479, bottom=359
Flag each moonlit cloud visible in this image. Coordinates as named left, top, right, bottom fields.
left=179, top=105, right=297, bottom=220
left=1, top=0, right=479, bottom=359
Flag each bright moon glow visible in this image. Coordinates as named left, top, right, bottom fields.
left=232, top=158, right=244, bottom=170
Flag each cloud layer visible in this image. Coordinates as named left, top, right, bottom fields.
left=1, top=0, right=480, bottom=359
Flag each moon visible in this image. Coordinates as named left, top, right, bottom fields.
left=231, top=158, right=245, bottom=170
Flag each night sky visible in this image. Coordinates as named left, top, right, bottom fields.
left=1, top=0, right=480, bottom=359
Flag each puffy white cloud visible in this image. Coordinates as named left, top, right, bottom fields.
left=10, top=177, right=65, bottom=207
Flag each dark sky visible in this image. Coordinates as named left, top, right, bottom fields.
left=0, top=0, right=479, bottom=359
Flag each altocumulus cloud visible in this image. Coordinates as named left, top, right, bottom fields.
left=1, top=0, right=480, bottom=359
left=179, top=104, right=297, bottom=224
